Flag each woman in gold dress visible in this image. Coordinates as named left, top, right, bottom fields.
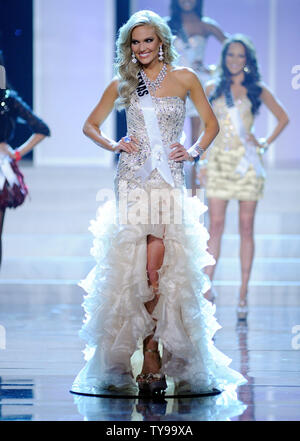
left=199, top=35, right=289, bottom=319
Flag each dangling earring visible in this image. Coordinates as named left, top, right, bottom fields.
left=158, top=44, right=164, bottom=61
left=132, top=52, right=137, bottom=64
left=244, top=65, right=250, bottom=73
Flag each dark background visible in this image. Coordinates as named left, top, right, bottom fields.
left=0, top=0, right=131, bottom=160
left=0, top=0, right=33, bottom=158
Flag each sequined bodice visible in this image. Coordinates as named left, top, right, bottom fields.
left=212, top=95, right=254, bottom=151
left=116, top=93, right=186, bottom=190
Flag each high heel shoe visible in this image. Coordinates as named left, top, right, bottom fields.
left=237, top=299, right=248, bottom=321
left=136, top=349, right=167, bottom=395
left=145, top=372, right=167, bottom=395
left=136, top=373, right=149, bottom=392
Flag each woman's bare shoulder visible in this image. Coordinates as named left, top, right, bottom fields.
left=107, top=76, right=120, bottom=91
left=170, top=65, right=199, bottom=82
left=99, top=76, right=120, bottom=101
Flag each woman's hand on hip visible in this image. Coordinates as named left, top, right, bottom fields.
left=169, top=143, right=192, bottom=162
left=114, top=135, right=139, bottom=154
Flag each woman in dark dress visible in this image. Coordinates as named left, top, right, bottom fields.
left=0, top=51, right=50, bottom=268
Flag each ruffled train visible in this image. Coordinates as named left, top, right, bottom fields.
left=71, top=193, right=247, bottom=395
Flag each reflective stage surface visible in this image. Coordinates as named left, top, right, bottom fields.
left=0, top=165, right=300, bottom=421
left=0, top=302, right=299, bottom=421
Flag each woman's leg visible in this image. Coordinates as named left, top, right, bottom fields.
left=238, top=200, right=257, bottom=303
left=204, top=198, right=228, bottom=299
left=141, top=234, right=165, bottom=375
left=0, top=208, right=6, bottom=269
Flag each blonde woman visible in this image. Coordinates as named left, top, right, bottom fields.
left=71, top=10, right=246, bottom=397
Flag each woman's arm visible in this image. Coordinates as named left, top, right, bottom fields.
left=2, top=133, right=47, bottom=160
left=3, top=91, right=50, bottom=159
left=202, top=17, right=229, bottom=43
left=188, top=71, right=219, bottom=157
left=10, top=91, right=51, bottom=137
left=2, top=133, right=48, bottom=160
left=13, top=133, right=47, bottom=158
left=83, top=78, right=138, bottom=154
left=197, top=81, right=217, bottom=163
left=259, top=84, right=289, bottom=146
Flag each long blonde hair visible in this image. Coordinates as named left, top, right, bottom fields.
left=115, top=10, right=178, bottom=110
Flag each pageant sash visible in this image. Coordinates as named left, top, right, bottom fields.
left=134, top=71, right=175, bottom=187
left=228, top=106, right=265, bottom=178
left=0, top=153, right=19, bottom=189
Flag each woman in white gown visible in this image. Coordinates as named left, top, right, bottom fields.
left=71, top=10, right=246, bottom=397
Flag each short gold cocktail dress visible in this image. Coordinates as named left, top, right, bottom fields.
left=206, top=95, right=265, bottom=201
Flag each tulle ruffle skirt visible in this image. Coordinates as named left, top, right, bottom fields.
left=71, top=191, right=246, bottom=395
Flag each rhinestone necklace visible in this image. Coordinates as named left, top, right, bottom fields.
left=140, top=63, right=167, bottom=93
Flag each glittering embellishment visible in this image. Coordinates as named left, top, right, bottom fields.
left=115, top=95, right=186, bottom=197
left=206, top=95, right=264, bottom=201
left=140, top=64, right=167, bottom=94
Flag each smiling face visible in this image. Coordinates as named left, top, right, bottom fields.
left=178, top=0, right=197, bottom=12
left=131, top=25, right=162, bottom=66
left=225, top=42, right=247, bottom=76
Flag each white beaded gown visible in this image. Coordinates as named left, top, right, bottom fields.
left=71, top=92, right=247, bottom=395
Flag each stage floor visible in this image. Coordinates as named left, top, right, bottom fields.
left=0, top=164, right=299, bottom=421
left=0, top=302, right=300, bottom=421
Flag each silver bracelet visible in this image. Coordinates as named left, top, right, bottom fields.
left=258, top=137, right=270, bottom=154
left=195, top=145, right=205, bottom=157
left=187, top=144, right=206, bottom=161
